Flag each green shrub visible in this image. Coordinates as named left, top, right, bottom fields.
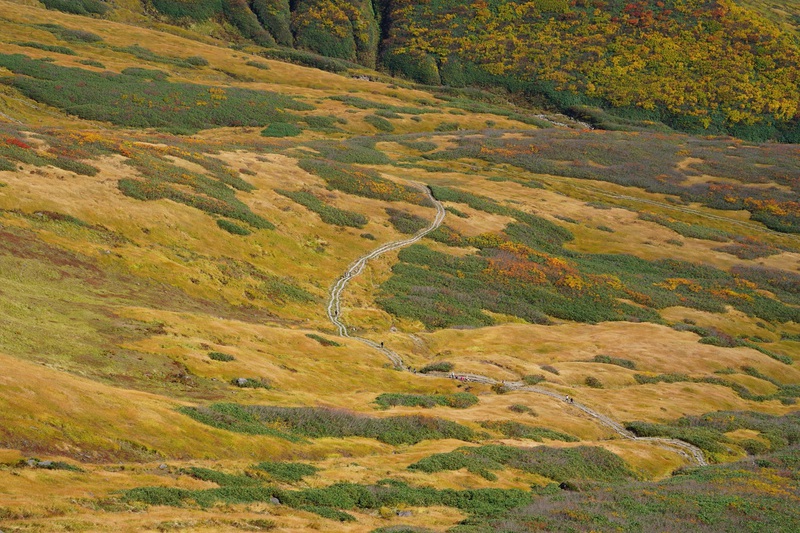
left=592, top=355, right=636, bottom=370
left=491, top=383, right=511, bottom=395
left=480, top=421, right=579, bottom=442
left=419, top=362, right=454, bottom=374
left=541, top=365, right=560, bottom=375
left=278, top=189, right=367, bottom=228
left=260, top=48, right=355, bottom=73
left=23, top=459, right=85, bottom=472
left=187, top=55, right=210, bottom=67
left=216, top=219, right=252, bottom=235
left=246, top=59, right=271, bottom=70
left=150, top=0, right=222, bottom=21
left=434, top=121, right=460, bottom=132
left=522, top=375, right=546, bottom=386
left=584, top=376, right=603, bottom=389
left=120, top=67, right=168, bottom=80
left=374, top=392, right=478, bottom=410
left=386, top=208, right=428, bottom=234
left=297, top=159, right=430, bottom=205
left=253, top=461, right=319, bottom=483
left=231, top=377, right=271, bottom=389
left=0, top=54, right=312, bottom=133
left=36, top=24, right=103, bottom=43
left=305, top=333, right=341, bottom=347
left=508, top=404, right=534, bottom=415
left=182, top=466, right=259, bottom=486
left=302, top=115, right=339, bottom=130
left=409, top=444, right=635, bottom=483
left=78, top=59, right=104, bottom=68
left=249, top=0, right=292, bottom=46
left=209, top=351, right=235, bottom=362
left=364, top=114, right=395, bottom=132
left=222, top=0, right=276, bottom=46
left=41, top=0, right=109, bottom=15
left=261, top=123, right=302, bottom=137
left=180, top=403, right=478, bottom=445
left=13, top=42, right=76, bottom=55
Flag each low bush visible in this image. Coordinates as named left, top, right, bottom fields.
left=253, top=462, right=319, bottom=483
left=123, top=477, right=531, bottom=519
left=409, top=444, right=635, bottom=483
left=261, top=123, right=302, bottom=137
left=216, top=219, right=252, bottom=235
left=491, top=383, right=511, bottom=394
left=78, top=59, right=104, bottom=68
left=278, top=189, right=367, bottom=228
left=209, top=351, right=235, bottom=362
left=182, top=467, right=259, bottom=486
left=386, top=208, right=428, bottom=234
left=584, top=376, right=603, bottom=389
left=121, top=67, right=168, bottom=80
left=522, top=375, right=546, bottom=386
left=297, top=159, right=430, bottom=206
left=23, top=459, right=84, bottom=472
left=0, top=54, right=312, bottom=133
left=13, top=42, right=76, bottom=55
left=150, top=0, right=222, bottom=21
left=592, top=355, right=636, bottom=370
left=541, top=365, right=560, bottom=375
left=36, top=24, right=103, bottom=43
left=231, top=377, right=271, bottom=389
left=245, top=60, right=271, bottom=70
left=40, top=0, right=108, bottom=15
left=329, top=95, right=434, bottom=116
left=180, top=403, right=478, bottom=445
left=374, top=392, right=478, bottom=410
left=365, top=114, right=395, bottom=132
left=434, top=121, right=460, bottom=132
left=305, top=333, right=341, bottom=347
left=418, top=362, right=454, bottom=374
left=508, top=404, right=535, bottom=415
left=480, top=421, right=579, bottom=442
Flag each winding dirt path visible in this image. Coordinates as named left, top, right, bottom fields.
left=326, top=184, right=445, bottom=367
left=325, top=184, right=708, bottom=467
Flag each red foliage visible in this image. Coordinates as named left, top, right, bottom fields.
left=5, top=137, right=31, bottom=149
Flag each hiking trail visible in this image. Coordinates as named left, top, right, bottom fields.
left=325, top=183, right=708, bottom=467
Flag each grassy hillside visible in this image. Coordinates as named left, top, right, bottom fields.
left=0, top=1, right=799, bottom=531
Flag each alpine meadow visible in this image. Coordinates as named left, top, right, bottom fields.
left=0, top=1, right=800, bottom=532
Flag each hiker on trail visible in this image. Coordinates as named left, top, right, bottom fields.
left=380, top=341, right=384, bottom=348
left=565, top=395, right=571, bottom=403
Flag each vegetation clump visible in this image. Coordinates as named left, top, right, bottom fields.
left=216, top=219, right=252, bottom=235
left=278, top=189, right=367, bottom=228
left=179, top=403, right=478, bottom=445
left=386, top=208, right=428, bottom=234
left=0, top=54, right=312, bottom=133
left=261, top=123, right=302, bottom=137
left=253, top=461, right=319, bottom=483
left=592, top=355, right=636, bottom=370
left=374, top=392, right=478, bottom=410
left=409, top=445, right=635, bottom=484
left=418, top=362, right=454, bottom=374
left=123, top=477, right=531, bottom=520
left=209, top=351, right=235, bottom=362
left=480, top=421, right=579, bottom=443
left=305, top=333, right=341, bottom=347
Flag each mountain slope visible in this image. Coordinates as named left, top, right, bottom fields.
left=35, top=0, right=800, bottom=140
left=1, top=1, right=800, bottom=531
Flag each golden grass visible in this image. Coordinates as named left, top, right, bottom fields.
left=1, top=2, right=800, bottom=530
